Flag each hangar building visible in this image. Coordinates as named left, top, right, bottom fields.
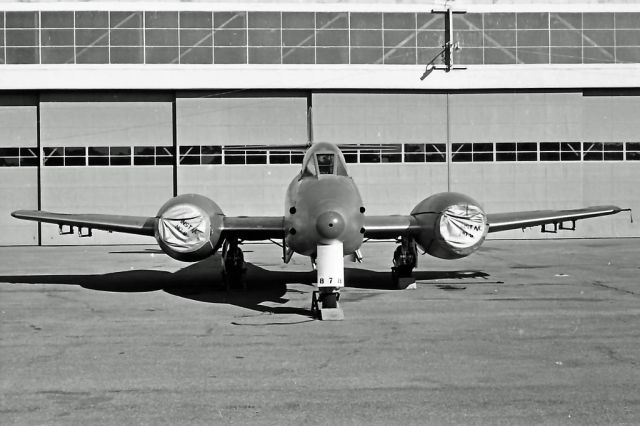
left=0, top=0, right=638, bottom=246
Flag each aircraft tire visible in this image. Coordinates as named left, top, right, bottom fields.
left=322, top=292, right=338, bottom=309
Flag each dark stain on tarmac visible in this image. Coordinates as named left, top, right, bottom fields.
left=0, top=255, right=491, bottom=318
left=435, top=284, right=467, bottom=290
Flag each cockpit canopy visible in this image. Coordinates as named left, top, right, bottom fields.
left=301, top=143, right=349, bottom=178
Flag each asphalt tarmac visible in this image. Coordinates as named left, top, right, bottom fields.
left=1, top=239, right=639, bottom=425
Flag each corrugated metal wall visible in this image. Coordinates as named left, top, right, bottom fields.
left=0, top=95, right=38, bottom=245
left=38, top=93, right=174, bottom=245
left=176, top=92, right=307, bottom=216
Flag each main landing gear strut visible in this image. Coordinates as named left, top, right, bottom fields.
left=221, top=238, right=247, bottom=291
left=392, top=237, right=418, bottom=289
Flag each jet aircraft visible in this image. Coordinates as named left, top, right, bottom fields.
left=12, top=142, right=629, bottom=320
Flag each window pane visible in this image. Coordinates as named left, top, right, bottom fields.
left=134, top=156, right=155, bottom=166
left=180, top=11, right=212, bottom=29
left=76, top=47, right=109, bottom=64
left=65, top=156, right=86, bottom=166
left=381, top=153, right=401, bottom=163
left=283, top=12, right=314, bottom=29
left=42, top=12, right=74, bottom=28
left=384, top=13, right=415, bottom=30
left=110, top=146, right=131, bottom=156
left=426, top=153, right=446, bottom=162
left=110, top=12, right=142, bottom=29
left=201, top=155, right=222, bottom=165
left=145, top=12, right=178, bottom=29
left=496, top=142, right=516, bottom=151
left=0, top=148, right=19, bottom=156
left=65, top=146, right=86, bottom=156
left=473, top=152, right=493, bottom=162
left=540, top=151, right=560, bottom=161
left=540, top=142, right=559, bottom=151
left=88, top=147, right=109, bottom=156
left=180, top=156, right=200, bottom=165
left=517, top=152, right=537, bottom=161
left=246, top=152, right=267, bottom=164
left=518, top=142, right=537, bottom=151
left=88, top=156, right=109, bottom=166
left=20, top=157, right=38, bottom=167
left=360, top=153, right=380, bottom=163
left=496, top=152, right=516, bottom=161
left=110, top=156, right=131, bottom=166
left=317, top=12, right=348, bottom=29
left=604, top=151, right=623, bottom=161
left=474, top=143, right=493, bottom=152
left=350, top=13, right=382, bottom=30
left=269, top=153, right=290, bottom=164
left=453, top=143, right=471, bottom=153
left=201, top=146, right=222, bottom=155
left=6, top=12, right=39, bottom=29
left=76, top=29, right=109, bottom=46
left=75, top=11, right=108, bottom=28
left=249, top=12, right=280, bottom=29
left=214, top=12, right=246, bottom=29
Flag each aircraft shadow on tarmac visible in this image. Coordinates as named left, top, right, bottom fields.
left=0, top=255, right=489, bottom=317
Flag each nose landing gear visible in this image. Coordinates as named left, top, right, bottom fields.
left=392, top=238, right=417, bottom=289
left=221, top=239, right=247, bottom=291
left=310, top=242, right=345, bottom=320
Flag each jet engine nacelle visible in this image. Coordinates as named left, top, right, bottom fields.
left=411, top=192, right=488, bottom=260
left=154, top=194, right=224, bottom=262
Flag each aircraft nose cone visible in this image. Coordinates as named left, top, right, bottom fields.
left=316, top=210, right=346, bottom=240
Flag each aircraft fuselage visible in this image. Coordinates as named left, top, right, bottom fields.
left=284, top=143, right=365, bottom=257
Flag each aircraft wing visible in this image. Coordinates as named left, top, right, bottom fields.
left=486, top=205, right=627, bottom=233
left=222, top=216, right=285, bottom=240
left=11, top=210, right=156, bottom=236
left=11, top=210, right=286, bottom=241
left=363, top=205, right=628, bottom=239
left=363, top=215, right=417, bottom=239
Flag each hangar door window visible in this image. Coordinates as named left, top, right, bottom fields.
left=404, top=144, right=446, bottom=163
left=627, top=143, right=640, bottom=161
left=179, top=146, right=222, bottom=165
left=43, top=147, right=86, bottom=166
left=539, top=142, right=581, bottom=161
left=0, top=148, right=38, bottom=167
left=496, top=143, right=537, bottom=162
left=452, top=143, right=493, bottom=162
left=88, top=147, right=132, bottom=166
left=42, top=145, right=175, bottom=166
left=582, top=142, right=624, bottom=161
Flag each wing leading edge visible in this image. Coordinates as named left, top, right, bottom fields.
left=486, top=205, right=628, bottom=233
left=11, top=210, right=156, bottom=236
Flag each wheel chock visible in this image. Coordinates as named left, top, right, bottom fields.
left=397, top=277, right=417, bottom=290
left=319, top=307, right=345, bottom=321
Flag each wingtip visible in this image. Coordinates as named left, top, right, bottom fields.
left=11, top=210, right=38, bottom=219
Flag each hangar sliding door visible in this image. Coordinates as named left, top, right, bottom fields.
left=312, top=93, right=448, bottom=215
left=0, top=95, right=38, bottom=245
left=176, top=92, right=308, bottom=216
left=39, top=93, right=174, bottom=245
left=448, top=91, right=638, bottom=238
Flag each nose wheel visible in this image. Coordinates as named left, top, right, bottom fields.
left=392, top=238, right=417, bottom=289
left=221, top=239, right=247, bottom=291
left=311, top=288, right=342, bottom=320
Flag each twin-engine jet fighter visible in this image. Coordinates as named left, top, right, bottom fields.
left=12, top=142, right=629, bottom=320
